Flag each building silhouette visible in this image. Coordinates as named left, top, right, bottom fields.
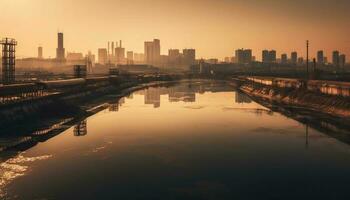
left=56, top=32, right=65, bottom=61
left=291, top=52, right=298, bottom=65
left=269, top=50, right=276, bottom=63
left=317, top=50, right=324, bottom=64
left=98, top=48, right=108, bottom=64
left=127, top=51, right=134, bottom=64
left=144, top=39, right=160, bottom=65
left=281, top=54, right=287, bottom=64
left=168, top=49, right=181, bottom=65
left=183, top=49, right=196, bottom=66
left=262, top=50, right=276, bottom=63
left=262, top=50, right=269, bottom=63
left=332, top=51, right=340, bottom=67
left=115, top=41, right=125, bottom=64
left=339, top=54, right=346, bottom=67
left=38, top=46, right=43, bottom=59
left=235, top=49, right=252, bottom=64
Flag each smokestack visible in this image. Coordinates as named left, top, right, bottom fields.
left=120, top=40, right=122, bottom=48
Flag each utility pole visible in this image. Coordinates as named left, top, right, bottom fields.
left=313, top=58, right=316, bottom=80
left=306, top=40, right=309, bottom=80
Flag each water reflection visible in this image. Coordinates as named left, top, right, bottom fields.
left=73, top=120, right=87, bottom=137
left=108, top=97, right=126, bottom=112
left=0, top=154, right=52, bottom=198
left=0, top=81, right=349, bottom=199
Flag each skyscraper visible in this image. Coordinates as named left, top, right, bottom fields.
left=144, top=41, right=154, bottom=65
left=144, top=39, right=161, bottom=65
left=38, top=46, right=43, bottom=59
left=291, top=52, right=298, bottom=65
left=98, top=48, right=108, bottom=64
left=269, top=50, right=276, bottom=63
left=339, top=54, right=346, bottom=67
left=153, top=39, right=160, bottom=63
left=281, top=54, right=287, bottom=64
left=332, top=51, right=340, bottom=67
left=183, top=49, right=196, bottom=66
left=317, top=50, right=324, bottom=64
left=168, top=49, right=181, bottom=65
left=235, top=49, right=252, bottom=64
left=127, top=51, right=134, bottom=63
left=262, top=50, right=269, bottom=63
left=56, top=32, right=65, bottom=61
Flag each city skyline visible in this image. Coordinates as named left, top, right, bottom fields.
left=1, top=0, right=349, bottom=60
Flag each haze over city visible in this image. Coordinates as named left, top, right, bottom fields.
left=1, top=0, right=350, bottom=59
left=1, top=1, right=350, bottom=200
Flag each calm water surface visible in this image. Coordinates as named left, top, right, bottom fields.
left=1, top=81, right=350, bottom=199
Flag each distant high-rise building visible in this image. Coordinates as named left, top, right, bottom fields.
left=269, top=50, right=276, bottom=63
left=298, top=57, right=304, bottom=65
left=87, top=51, right=95, bottom=63
left=67, top=52, right=84, bottom=61
left=38, top=46, right=43, bottom=59
left=127, top=51, right=134, bottom=64
left=144, top=41, right=154, bottom=64
left=153, top=39, right=160, bottom=63
left=317, top=50, right=324, bottom=64
left=168, top=49, right=181, bottom=65
left=332, top=51, right=340, bottom=67
left=281, top=54, right=287, bottom=64
left=339, top=54, right=346, bottom=67
left=144, top=39, right=161, bottom=65
left=183, top=49, right=196, bottom=66
left=115, top=47, right=125, bottom=64
left=235, top=49, right=252, bottom=64
left=56, top=32, right=65, bottom=61
left=291, top=52, right=298, bottom=65
left=98, top=48, right=108, bottom=64
left=134, top=53, right=144, bottom=63
left=262, top=50, right=269, bottom=63
left=262, top=50, right=277, bottom=63
left=324, top=57, right=328, bottom=64
left=224, top=57, right=234, bottom=63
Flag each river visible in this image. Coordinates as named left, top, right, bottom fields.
left=1, top=80, right=350, bottom=199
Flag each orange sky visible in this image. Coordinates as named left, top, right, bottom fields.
left=0, top=0, right=349, bottom=61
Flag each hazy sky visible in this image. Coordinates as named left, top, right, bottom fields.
left=1, top=0, right=349, bottom=60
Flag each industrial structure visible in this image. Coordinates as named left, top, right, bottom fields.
left=1, top=38, right=17, bottom=85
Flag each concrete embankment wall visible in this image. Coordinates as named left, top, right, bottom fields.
left=243, top=76, right=350, bottom=98
left=237, top=76, right=350, bottom=119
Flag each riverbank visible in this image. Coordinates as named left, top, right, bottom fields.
left=236, top=80, right=350, bottom=141
left=0, top=80, right=179, bottom=137
left=239, top=83, right=350, bottom=117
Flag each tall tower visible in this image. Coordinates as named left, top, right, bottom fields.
left=56, top=32, right=65, bottom=61
left=1, top=38, right=17, bottom=85
left=332, top=51, right=340, bottom=67
left=291, top=52, right=298, bottom=65
left=38, top=46, right=43, bottom=59
left=153, top=39, right=160, bottom=64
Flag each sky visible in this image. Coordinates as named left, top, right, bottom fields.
left=0, top=0, right=349, bottom=60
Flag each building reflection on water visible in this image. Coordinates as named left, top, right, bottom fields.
left=134, top=82, right=234, bottom=108
left=74, top=120, right=87, bottom=137
left=109, top=97, right=126, bottom=112
left=0, top=81, right=350, bottom=198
